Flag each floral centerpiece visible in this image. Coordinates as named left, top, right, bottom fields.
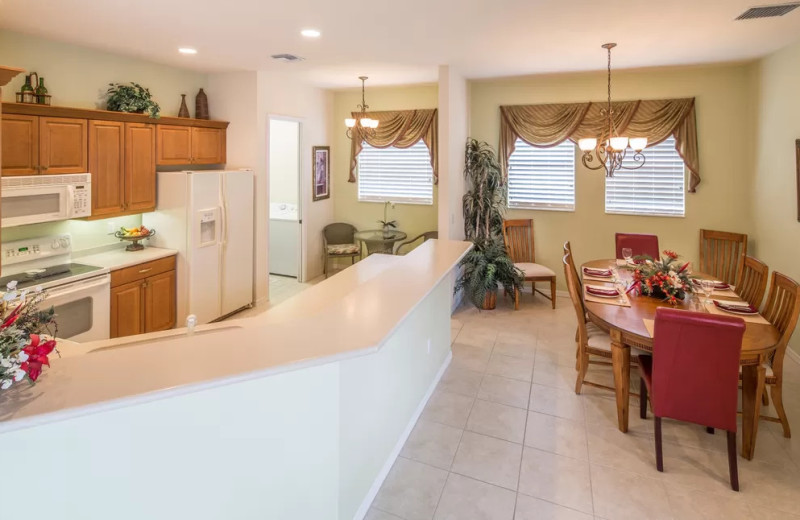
left=626, top=250, right=693, bottom=305
left=0, top=282, right=58, bottom=390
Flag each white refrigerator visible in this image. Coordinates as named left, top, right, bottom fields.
left=144, top=170, right=254, bottom=325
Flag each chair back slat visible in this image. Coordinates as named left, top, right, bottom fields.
left=563, top=242, right=584, bottom=314
left=761, top=271, right=800, bottom=378
left=615, top=233, right=659, bottom=259
left=563, top=253, right=587, bottom=345
left=503, top=219, right=534, bottom=263
left=699, top=229, right=747, bottom=286
left=736, top=256, right=769, bottom=308
left=651, top=307, right=745, bottom=431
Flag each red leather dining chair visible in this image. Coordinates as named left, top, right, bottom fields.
left=638, top=308, right=745, bottom=491
left=615, top=233, right=660, bottom=260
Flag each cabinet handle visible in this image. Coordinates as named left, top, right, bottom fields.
left=142, top=281, right=148, bottom=288
left=139, top=268, right=153, bottom=274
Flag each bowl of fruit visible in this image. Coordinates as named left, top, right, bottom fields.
left=114, top=226, right=156, bottom=251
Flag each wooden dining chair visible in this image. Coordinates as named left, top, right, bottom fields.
left=503, top=219, right=556, bottom=310
left=736, top=256, right=769, bottom=309
left=638, top=307, right=745, bottom=491
left=615, top=233, right=659, bottom=260
left=699, top=229, right=747, bottom=286
left=563, top=252, right=645, bottom=394
left=756, top=271, right=800, bottom=438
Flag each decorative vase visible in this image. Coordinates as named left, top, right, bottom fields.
left=195, top=88, right=209, bottom=120
left=482, top=289, right=497, bottom=310
left=178, top=94, right=190, bottom=117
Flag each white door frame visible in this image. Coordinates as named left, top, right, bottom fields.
left=267, top=114, right=306, bottom=283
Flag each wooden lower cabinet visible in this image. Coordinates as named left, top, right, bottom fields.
left=110, top=256, right=177, bottom=339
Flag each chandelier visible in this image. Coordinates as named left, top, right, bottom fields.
left=578, top=43, right=647, bottom=177
left=345, top=76, right=379, bottom=139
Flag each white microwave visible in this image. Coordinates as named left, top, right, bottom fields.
left=1, top=174, right=92, bottom=228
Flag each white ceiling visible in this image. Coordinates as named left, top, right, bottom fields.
left=2, top=0, right=800, bottom=87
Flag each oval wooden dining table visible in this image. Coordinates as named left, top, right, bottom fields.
left=581, top=259, right=780, bottom=460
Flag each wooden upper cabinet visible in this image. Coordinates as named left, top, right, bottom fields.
left=39, top=117, right=88, bottom=174
left=191, top=127, right=226, bottom=165
left=156, top=125, right=192, bottom=165
left=125, top=123, right=156, bottom=212
left=1, top=114, right=39, bottom=175
left=156, top=125, right=225, bottom=166
left=88, top=120, right=125, bottom=217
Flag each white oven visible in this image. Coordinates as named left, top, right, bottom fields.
left=1, top=174, right=92, bottom=227
left=43, top=274, right=110, bottom=342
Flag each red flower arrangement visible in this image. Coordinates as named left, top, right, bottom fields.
left=0, top=284, right=58, bottom=390
left=625, top=250, right=694, bottom=305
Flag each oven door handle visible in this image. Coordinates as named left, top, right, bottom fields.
left=44, top=275, right=110, bottom=300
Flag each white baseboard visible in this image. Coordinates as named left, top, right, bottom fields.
left=352, top=350, right=453, bottom=520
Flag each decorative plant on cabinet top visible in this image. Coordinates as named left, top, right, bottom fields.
left=106, top=82, right=161, bottom=118
left=455, top=139, right=523, bottom=310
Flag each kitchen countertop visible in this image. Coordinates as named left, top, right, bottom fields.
left=0, top=239, right=471, bottom=433
left=75, top=246, right=177, bottom=270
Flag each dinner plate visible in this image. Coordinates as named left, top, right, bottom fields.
left=692, top=279, right=731, bottom=290
left=583, top=268, right=613, bottom=278
left=712, top=300, right=758, bottom=315
left=586, top=286, right=620, bottom=299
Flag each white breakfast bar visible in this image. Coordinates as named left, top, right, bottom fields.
left=0, top=239, right=471, bottom=520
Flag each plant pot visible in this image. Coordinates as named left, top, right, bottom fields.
left=482, top=289, right=497, bottom=310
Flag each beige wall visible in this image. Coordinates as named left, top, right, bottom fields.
left=0, top=30, right=208, bottom=252
left=752, top=39, right=800, bottom=356
left=469, top=64, right=756, bottom=288
left=332, top=84, right=439, bottom=245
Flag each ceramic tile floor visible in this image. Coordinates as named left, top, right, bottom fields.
left=228, top=274, right=323, bottom=319
left=366, top=291, right=800, bottom=520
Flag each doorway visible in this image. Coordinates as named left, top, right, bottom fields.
left=268, top=117, right=303, bottom=292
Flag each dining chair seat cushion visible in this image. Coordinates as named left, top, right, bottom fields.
left=515, top=262, right=555, bottom=278
left=327, top=243, right=360, bottom=255
left=586, top=322, right=648, bottom=356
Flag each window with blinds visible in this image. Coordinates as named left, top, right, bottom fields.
left=604, top=136, right=686, bottom=217
left=507, top=139, right=576, bottom=211
left=357, top=141, right=434, bottom=205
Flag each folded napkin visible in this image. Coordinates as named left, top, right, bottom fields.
left=585, top=285, right=620, bottom=298
left=692, top=278, right=731, bottom=290
left=583, top=267, right=613, bottom=278
left=712, top=299, right=758, bottom=315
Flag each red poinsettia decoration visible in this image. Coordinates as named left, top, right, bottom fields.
left=19, top=334, right=57, bottom=382
left=625, top=250, right=695, bottom=305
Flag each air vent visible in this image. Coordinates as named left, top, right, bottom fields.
left=735, top=2, right=799, bottom=19
left=271, top=53, right=305, bottom=62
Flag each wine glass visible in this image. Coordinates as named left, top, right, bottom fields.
left=614, top=278, right=627, bottom=304
left=622, top=247, right=633, bottom=264
left=701, top=279, right=715, bottom=306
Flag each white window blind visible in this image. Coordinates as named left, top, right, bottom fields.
left=605, top=136, right=686, bottom=217
left=507, top=139, right=575, bottom=211
left=357, top=141, right=434, bottom=205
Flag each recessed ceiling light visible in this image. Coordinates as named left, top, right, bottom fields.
left=178, top=47, right=198, bottom=55
left=301, top=29, right=321, bottom=38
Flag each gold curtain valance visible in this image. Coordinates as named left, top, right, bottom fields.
left=348, top=108, right=438, bottom=184
left=499, top=98, right=700, bottom=192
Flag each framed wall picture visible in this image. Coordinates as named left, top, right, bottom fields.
left=313, top=146, right=330, bottom=202
left=796, top=139, right=800, bottom=221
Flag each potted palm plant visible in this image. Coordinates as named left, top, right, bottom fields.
left=455, top=139, right=523, bottom=309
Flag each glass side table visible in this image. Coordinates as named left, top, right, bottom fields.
left=354, top=229, right=408, bottom=255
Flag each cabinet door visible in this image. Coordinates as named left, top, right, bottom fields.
left=88, top=120, right=125, bottom=217
left=1, top=114, right=39, bottom=175
left=156, top=125, right=192, bottom=165
left=39, top=117, right=88, bottom=174
left=125, top=123, right=156, bottom=212
left=111, top=280, right=143, bottom=338
left=144, top=270, right=176, bottom=333
left=191, top=127, right=226, bottom=164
